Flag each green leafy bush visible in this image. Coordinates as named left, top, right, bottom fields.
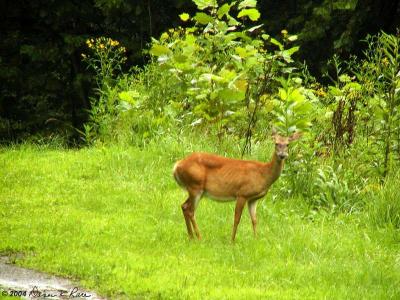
left=147, top=0, right=301, bottom=143
left=356, top=32, right=400, bottom=177
left=82, top=37, right=127, bottom=144
left=80, top=1, right=400, bottom=219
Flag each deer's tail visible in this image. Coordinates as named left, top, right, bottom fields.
left=173, top=161, right=184, bottom=188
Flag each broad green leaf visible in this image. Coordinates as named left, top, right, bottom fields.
left=235, top=46, right=257, bottom=58
left=287, top=35, right=298, bottom=42
left=279, top=88, right=287, bottom=100
left=195, top=93, right=208, bottom=100
left=187, top=87, right=201, bottom=96
left=270, top=38, right=283, bottom=50
left=244, top=56, right=258, bottom=68
left=294, top=102, right=313, bottom=114
left=173, top=54, right=187, bottom=63
left=248, top=24, right=263, bottom=32
left=210, top=91, right=218, bottom=100
left=339, top=74, right=351, bottom=83
left=289, top=88, right=305, bottom=102
left=219, top=68, right=237, bottom=81
left=286, top=46, right=299, bottom=55
left=194, top=12, right=214, bottom=25
left=264, top=100, right=274, bottom=113
left=281, top=51, right=294, bottom=63
left=235, top=46, right=248, bottom=58
left=295, top=120, right=312, bottom=129
left=237, top=8, right=260, bottom=21
left=238, top=0, right=257, bottom=9
left=160, top=32, right=169, bottom=41
left=344, top=82, right=362, bottom=91
left=219, top=87, right=245, bottom=102
left=185, top=34, right=196, bottom=45
left=328, top=86, right=343, bottom=96
left=200, top=73, right=225, bottom=83
left=217, top=3, right=230, bottom=19
left=118, top=91, right=139, bottom=104
left=228, top=31, right=251, bottom=42
left=235, top=79, right=248, bottom=91
left=261, top=34, right=270, bottom=40
left=292, top=77, right=303, bottom=85
left=225, top=32, right=241, bottom=42
left=149, top=44, right=171, bottom=56
left=193, top=0, right=217, bottom=10
left=216, top=20, right=229, bottom=32
left=179, top=13, right=190, bottom=22
left=227, top=15, right=240, bottom=26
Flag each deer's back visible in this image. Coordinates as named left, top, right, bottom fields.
left=173, top=152, right=268, bottom=199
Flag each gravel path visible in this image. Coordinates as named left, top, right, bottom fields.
left=0, top=256, right=105, bottom=299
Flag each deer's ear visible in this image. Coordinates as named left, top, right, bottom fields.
left=271, top=127, right=278, bottom=138
left=288, top=132, right=302, bottom=142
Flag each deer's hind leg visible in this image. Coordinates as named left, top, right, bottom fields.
left=181, top=197, right=194, bottom=238
left=181, top=189, right=203, bottom=240
left=248, top=199, right=258, bottom=237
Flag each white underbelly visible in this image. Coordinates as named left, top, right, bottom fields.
left=203, top=192, right=236, bottom=202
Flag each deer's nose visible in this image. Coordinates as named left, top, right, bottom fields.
left=278, top=153, right=288, bottom=160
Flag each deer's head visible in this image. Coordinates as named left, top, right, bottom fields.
left=272, top=129, right=302, bottom=160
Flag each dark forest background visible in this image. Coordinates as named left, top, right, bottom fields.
left=1, top=0, right=399, bottom=143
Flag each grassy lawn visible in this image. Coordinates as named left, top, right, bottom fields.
left=0, top=142, right=399, bottom=299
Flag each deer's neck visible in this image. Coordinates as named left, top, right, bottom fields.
left=263, top=152, right=285, bottom=185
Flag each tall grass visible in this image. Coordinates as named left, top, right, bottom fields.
left=366, top=173, right=400, bottom=229
left=0, top=138, right=399, bottom=299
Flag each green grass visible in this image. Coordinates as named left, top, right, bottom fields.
left=0, top=140, right=399, bottom=299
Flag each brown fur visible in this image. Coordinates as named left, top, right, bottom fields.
left=173, top=132, right=301, bottom=241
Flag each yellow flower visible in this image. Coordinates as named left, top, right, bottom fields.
left=316, top=88, right=327, bottom=97
left=99, top=43, right=105, bottom=49
left=81, top=53, right=87, bottom=58
left=281, top=29, right=288, bottom=36
left=382, top=57, right=389, bottom=66
left=160, top=32, right=169, bottom=41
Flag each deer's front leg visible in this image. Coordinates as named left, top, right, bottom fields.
left=231, top=197, right=247, bottom=242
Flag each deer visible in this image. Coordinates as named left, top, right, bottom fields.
left=173, top=130, right=302, bottom=241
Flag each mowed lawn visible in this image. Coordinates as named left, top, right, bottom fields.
left=0, top=143, right=399, bottom=299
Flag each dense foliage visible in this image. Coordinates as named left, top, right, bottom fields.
left=74, top=0, right=400, bottom=220
left=0, top=0, right=194, bottom=142
left=0, top=1, right=399, bottom=298
left=1, top=0, right=399, bottom=224
left=1, top=0, right=399, bottom=142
